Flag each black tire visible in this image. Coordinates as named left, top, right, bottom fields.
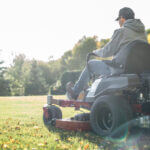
left=43, top=105, right=62, bottom=130
left=90, top=95, right=133, bottom=137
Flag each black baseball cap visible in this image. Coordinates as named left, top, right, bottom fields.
left=116, top=7, right=135, bottom=21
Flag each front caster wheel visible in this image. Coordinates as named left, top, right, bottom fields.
left=43, top=105, right=62, bottom=130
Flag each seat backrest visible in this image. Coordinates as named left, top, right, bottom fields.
left=114, top=40, right=150, bottom=74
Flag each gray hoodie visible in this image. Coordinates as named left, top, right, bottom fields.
left=93, top=19, right=147, bottom=57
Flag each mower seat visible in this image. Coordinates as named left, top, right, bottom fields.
left=104, top=40, right=150, bottom=75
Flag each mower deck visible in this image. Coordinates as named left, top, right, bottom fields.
left=56, top=119, right=91, bottom=131
left=43, top=96, right=92, bottom=131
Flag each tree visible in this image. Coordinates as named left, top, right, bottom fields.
left=5, top=54, right=26, bottom=96
left=60, top=50, right=72, bottom=70
left=24, top=60, right=49, bottom=95
left=37, top=61, right=54, bottom=86
left=69, top=36, right=97, bottom=70
left=146, top=29, right=150, bottom=35
left=48, top=58, right=64, bottom=83
left=0, top=61, right=10, bottom=96
left=99, top=38, right=110, bottom=48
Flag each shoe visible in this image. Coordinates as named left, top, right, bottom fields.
left=66, top=81, right=78, bottom=100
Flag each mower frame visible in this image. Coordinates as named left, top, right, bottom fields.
left=43, top=95, right=93, bottom=131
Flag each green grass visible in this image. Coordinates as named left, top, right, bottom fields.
left=1, top=96, right=148, bottom=150
left=0, top=96, right=106, bottom=150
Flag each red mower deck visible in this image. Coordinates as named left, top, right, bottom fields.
left=43, top=96, right=93, bottom=131
left=55, top=119, right=91, bottom=131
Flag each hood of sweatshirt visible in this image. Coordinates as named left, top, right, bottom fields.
left=123, top=19, right=145, bottom=33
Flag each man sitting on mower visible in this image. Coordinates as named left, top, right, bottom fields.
left=66, top=7, right=147, bottom=100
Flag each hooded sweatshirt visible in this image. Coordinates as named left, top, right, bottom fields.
left=93, top=19, right=147, bottom=57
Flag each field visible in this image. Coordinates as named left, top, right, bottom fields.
left=0, top=96, right=150, bottom=150
left=0, top=96, right=104, bottom=150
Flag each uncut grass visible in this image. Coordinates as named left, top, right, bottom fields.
left=0, top=96, right=105, bottom=150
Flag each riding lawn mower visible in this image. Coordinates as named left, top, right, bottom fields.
left=43, top=40, right=150, bottom=137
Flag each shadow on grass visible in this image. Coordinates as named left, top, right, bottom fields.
left=45, top=116, right=150, bottom=150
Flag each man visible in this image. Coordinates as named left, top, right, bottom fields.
left=66, top=7, right=147, bottom=100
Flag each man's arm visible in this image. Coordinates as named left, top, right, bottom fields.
left=93, top=29, right=123, bottom=58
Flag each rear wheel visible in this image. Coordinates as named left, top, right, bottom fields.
left=90, top=95, right=133, bottom=137
left=43, top=105, right=62, bottom=130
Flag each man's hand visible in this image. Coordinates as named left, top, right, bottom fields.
left=86, top=52, right=97, bottom=63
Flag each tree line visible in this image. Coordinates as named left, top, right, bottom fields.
left=0, top=30, right=150, bottom=96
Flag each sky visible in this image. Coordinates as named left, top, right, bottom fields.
left=0, top=0, right=149, bottom=66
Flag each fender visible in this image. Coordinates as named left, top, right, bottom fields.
left=85, top=74, right=141, bottom=102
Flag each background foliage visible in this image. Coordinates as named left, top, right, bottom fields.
left=0, top=30, right=150, bottom=96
